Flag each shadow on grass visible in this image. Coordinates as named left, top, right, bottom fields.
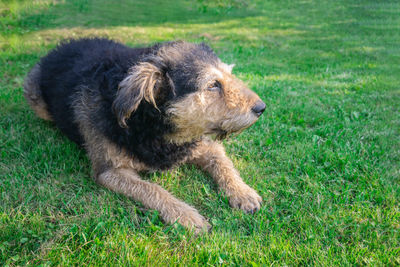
left=0, top=95, right=239, bottom=247
left=2, top=1, right=400, bottom=261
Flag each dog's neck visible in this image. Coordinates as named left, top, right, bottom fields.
left=118, top=103, right=198, bottom=170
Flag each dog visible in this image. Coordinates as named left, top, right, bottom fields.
left=24, top=38, right=266, bottom=233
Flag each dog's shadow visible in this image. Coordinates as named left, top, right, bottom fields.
left=4, top=85, right=266, bottom=259
left=6, top=108, right=257, bottom=241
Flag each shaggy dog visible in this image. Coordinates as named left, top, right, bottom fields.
left=24, top=38, right=266, bottom=233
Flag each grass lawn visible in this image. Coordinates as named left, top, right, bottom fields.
left=1, top=0, right=399, bottom=265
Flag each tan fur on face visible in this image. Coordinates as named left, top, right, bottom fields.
left=166, top=62, right=261, bottom=144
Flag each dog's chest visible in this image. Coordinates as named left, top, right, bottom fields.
left=124, top=136, right=198, bottom=170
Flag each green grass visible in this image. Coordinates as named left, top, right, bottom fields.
left=1, top=0, right=400, bottom=265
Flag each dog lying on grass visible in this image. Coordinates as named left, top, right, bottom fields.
left=24, top=38, right=265, bottom=233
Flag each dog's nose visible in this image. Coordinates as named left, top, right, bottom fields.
left=252, top=101, right=266, bottom=117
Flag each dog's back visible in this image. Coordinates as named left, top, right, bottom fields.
left=24, top=38, right=151, bottom=144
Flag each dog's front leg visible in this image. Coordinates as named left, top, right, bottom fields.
left=96, top=167, right=210, bottom=233
left=190, top=140, right=262, bottom=213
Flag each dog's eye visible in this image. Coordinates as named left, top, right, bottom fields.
left=207, top=81, right=222, bottom=91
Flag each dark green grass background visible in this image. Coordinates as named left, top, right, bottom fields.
left=0, top=0, right=399, bottom=265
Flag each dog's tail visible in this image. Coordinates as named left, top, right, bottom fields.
left=23, top=64, right=52, bottom=121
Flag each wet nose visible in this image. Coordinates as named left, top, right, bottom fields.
left=252, top=100, right=266, bottom=117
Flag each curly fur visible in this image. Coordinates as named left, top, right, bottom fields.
left=35, top=38, right=200, bottom=169
left=24, top=38, right=265, bottom=233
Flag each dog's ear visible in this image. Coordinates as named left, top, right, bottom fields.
left=220, top=62, right=235, bottom=73
left=113, top=61, right=163, bottom=128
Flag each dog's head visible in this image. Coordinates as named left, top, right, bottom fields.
left=113, top=41, right=265, bottom=143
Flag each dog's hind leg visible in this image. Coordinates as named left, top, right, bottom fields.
left=74, top=89, right=210, bottom=233
left=82, top=129, right=210, bottom=233
left=96, top=167, right=211, bottom=233
left=23, top=64, right=53, bottom=121
left=189, top=139, right=262, bottom=213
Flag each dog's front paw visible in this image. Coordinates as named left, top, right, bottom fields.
left=228, top=184, right=262, bottom=213
left=177, top=208, right=211, bottom=234
left=164, top=203, right=211, bottom=234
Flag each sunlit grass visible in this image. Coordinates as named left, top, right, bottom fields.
left=1, top=0, right=399, bottom=265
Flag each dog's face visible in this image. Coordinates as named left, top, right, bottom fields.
left=113, top=41, right=265, bottom=143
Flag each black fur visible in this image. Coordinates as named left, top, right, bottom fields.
left=36, top=38, right=219, bottom=169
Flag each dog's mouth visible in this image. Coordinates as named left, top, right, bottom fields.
left=214, top=128, right=228, bottom=140
left=215, top=122, right=257, bottom=140
left=204, top=127, right=229, bottom=140
left=206, top=116, right=258, bottom=140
